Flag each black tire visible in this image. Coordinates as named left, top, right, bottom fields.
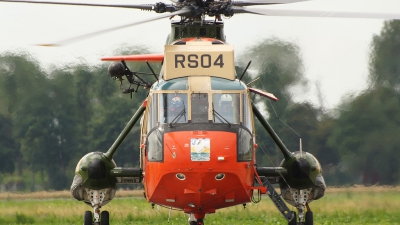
left=197, top=219, right=204, bottom=225
left=84, top=211, right=92, bottom=225
left=100, top=211, right=110, bottom=225
left=305, top=211, right=313, bottom=225
left=189, top=222, right=197, bottom=225
left=288, top=211, right=297, bottom=225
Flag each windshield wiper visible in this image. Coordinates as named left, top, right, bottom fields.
left=169, top=101, right=186, bottom=127
left=212, top=104, right=231, bottom=127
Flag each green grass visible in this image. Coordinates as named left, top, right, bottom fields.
left=0, top=187, right=399, bottom=224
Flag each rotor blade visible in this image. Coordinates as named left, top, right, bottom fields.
left=233, top=0, right=309, bottom=7
left=0, top=0, right=154, bottom=10
left=38, top=8, right=191, bottom=46
left=233, top=7, right=400, bottom=20
left=101, top=53, right=164, bottom=62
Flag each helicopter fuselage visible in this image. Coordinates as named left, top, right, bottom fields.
left=138, top=40, right=260, bottom=217
left=141, top=75, right=257, bottom=216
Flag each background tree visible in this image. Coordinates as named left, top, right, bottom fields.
left=0, top=52, right=47, bottom=190
left=329, top=87, right=400, bottom=185
left=0, top=46, right=157, bottom=190
left=329, top=20, right=400, bottom=185
left=0, top=114, right=16, bottom=174
left=239, top=38, right=316, bottom=165
left=238, top=39, right=342, bottom=186
left=240, top=38, right=307, bottom=115
left=369, top=20, right=400, bottom=89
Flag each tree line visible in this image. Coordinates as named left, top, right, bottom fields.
left=1, top=21, right=400, bottom=191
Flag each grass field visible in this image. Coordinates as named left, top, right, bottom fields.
left=0, top=186, right=399, bottom=225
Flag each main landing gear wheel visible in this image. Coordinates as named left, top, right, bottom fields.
left=305, top=211, right=313, bottom=225
left=84, top=211, right=92, bottom=225
left=196, top=219, right=204, bottom=225
left=100, top=211, right=110, bottom=225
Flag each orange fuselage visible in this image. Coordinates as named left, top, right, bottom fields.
left=143, top=130, right=255, bottom=215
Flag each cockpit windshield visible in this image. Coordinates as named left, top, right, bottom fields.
left=153, top=92, right=242, bottom=125
left=191, top=93, right=209, bottom=123
left=213, top=93, right=240, bottom=124
left=160, top=93, right=188, bottom=124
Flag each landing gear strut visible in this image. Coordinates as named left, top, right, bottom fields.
left=288, top=188, right=314, bottom=225
left=83, top=189, right=110, bottom=225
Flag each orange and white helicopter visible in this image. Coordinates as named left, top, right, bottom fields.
left=2, top=0, right=400, bottom=225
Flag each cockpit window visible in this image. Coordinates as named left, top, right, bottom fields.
left=147, top=94, right=158, bottom=130
left=213, top=93, right=240, bottom=124
left=243, top=94, right=253, bottom=133
left=191, top=93, right=209, bottom=123
left=160, top=93, right=188, bottom=124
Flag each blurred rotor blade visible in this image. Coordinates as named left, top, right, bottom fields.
left=101, top=53, right=164, bottom=62
left=0, top=0, right=154, bottom=10
left=38, top=8, right=191, bottom=46
left=233, top=0, right=308, bottom=7
left=234, top=7, right=400, bottom=20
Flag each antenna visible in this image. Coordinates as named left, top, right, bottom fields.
left=246, top=77, right=259, bottom=87
left=299, top=137, right=303, bottom=157
left=146, top=60, right=158, bottom=82
left=239, top=60, right=252, bottom=81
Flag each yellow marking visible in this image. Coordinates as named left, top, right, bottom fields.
left=164, top=42, right=235, bottom=80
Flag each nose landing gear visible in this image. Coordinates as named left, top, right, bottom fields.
left=288, top=188, right=314, bottom=225
left=288, top=210, right=313, bottom=225
left=83, top=189, right=110, bottom=225
left=83, top=210, right=110, bottom=225
left=188, top=213, right=205, bottom=225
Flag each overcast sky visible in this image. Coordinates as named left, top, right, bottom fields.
left=0, top=0, right=399, bottom=109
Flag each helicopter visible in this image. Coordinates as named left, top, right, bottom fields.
left=1, top=0, right=400, bottom=225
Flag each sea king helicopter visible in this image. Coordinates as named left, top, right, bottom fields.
left=2, top=0, right=400, bottom=224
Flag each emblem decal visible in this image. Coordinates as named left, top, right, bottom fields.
left=190, top=138, right=210, bottom=161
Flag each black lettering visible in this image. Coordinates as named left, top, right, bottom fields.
left=175, top=54, right=185, bottom=68
left=188, top=54, right=198, bottom=68
left=214, top=54, right=224, bottom=68
left=201, top=54, right=211, bottom=68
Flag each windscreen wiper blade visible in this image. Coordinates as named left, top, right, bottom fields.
left=169, top=101, right=186, bottom=127
left=212, top=104, right=231, bottom=127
